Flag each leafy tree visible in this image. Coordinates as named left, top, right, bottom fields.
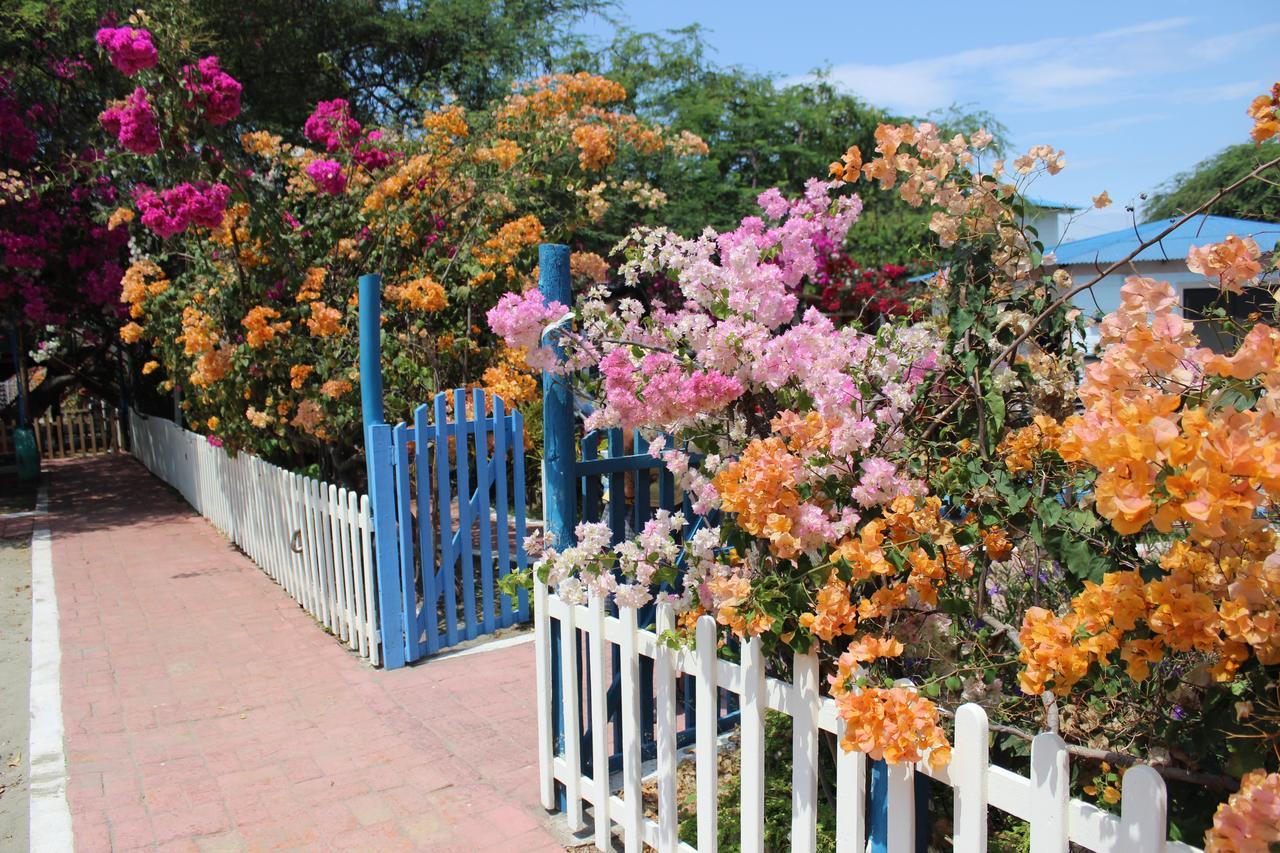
left=560, top=27, right=1007, bottom=265
left=2, top=0, right=607, bottom=132
left=1144, top=140, right=1280, bottom=221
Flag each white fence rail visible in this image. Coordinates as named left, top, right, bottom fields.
left=130, top=411, right=381, bottom=664
left=536, top=587, right=1201, bottom=853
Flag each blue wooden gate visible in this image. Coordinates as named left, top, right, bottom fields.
left=367, top=389, right=530, bottom=666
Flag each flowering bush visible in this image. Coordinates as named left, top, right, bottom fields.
left=97, top=13, right=703, bottom=479
left=494, top=87, right=1280, bottom=844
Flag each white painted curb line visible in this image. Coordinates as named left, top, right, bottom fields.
left=29, top=482, right=73, bottom=851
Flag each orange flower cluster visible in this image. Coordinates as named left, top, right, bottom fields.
left=799, top=495, right=971, bottom=644
left=569, top=251, right=610, bottom=284
left=241, top=305, right=291, bottom=348
left=295, top=267, right=326, bottom=302
left=481, top=346, right=538, bottom=407
left=387, top=276, right=447, bottom=312
left=1247, top=82, right=1280, bottom=144
left=498, top=73, right=627, bottom=123
left=474, top=138, right=521, bottom=170
left=289, top=364, right=314, bottom=389
left=705, top=574, right=774, bottom=638
left=119, top=321, right=144, bottom=343
left=571, top=123, right=615, bottom=171
left=1061, top=276, right=1280, bottom=539
left=712, top=436, right=807, bottom=558
left=997, top=415, right=1064, bottom=473
left=422, top=105, right=469, bottom=141
left=829, top=677, right=951, bottom=769
left=320, top=379, right=352, bottom=399
left=291, top=399, right=328, bottom=439
left=472, top=215, right=544, bottom=284
left=1186, top=235, right=1262, bottom=294
left=1205, top=768, right=1280, bottom=852
left=306, top=301, right=343, bottom=337
left=1020, top=528, right=1280, bottom=695
left=120, top=259, right=169, bottom=319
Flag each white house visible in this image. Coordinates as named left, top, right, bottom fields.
left=1050, top=214, right=1280, bottom=353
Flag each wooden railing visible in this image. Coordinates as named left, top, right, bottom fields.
left=1, top=404, right=125, bottom=459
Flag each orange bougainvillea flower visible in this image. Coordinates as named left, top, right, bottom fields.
left=1186, top=235, right=1262, bottom=294
left=1205, top=768, right=1280, bottom=852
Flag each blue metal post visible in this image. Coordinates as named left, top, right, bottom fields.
left=359, top=274, right=385, bottom=429
left=539, top=244, right=575, bottom=550
left=869, top=759, right=889, bottom=853
left=539, top=243, right=573, bottom=812
left=359, top=272, right=406, bottom=669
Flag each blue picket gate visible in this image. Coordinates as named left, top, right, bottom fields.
left=360, top=278, right=531, bottom=669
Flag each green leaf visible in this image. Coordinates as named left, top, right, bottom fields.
left=1038, top=498, right=1063, bottom=528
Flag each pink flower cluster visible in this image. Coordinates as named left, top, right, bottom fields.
left=306, top=159, right=347, bottom=195
left=486, top=290, right=569, bottom=370
left=303, top=98, right=391, bottom=170
left=594, top=349, right=743, bottom=429
left=95, top=27, right=158, bottom=75
left=183, top=56, right=242, bottom=126
left=99, top=87, right=160, bottom=155
left=133, top=182, right=231, bottom=239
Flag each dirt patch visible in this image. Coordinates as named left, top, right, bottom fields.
left=0, top=533, right=32, bottom=850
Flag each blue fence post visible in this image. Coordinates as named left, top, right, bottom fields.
left=539, top=243, right=573, bottom=812
left=540, top=243, right=575, bottom=550
left=869, top=759, right=889, bottom=852
left=359, top=272, right=406, bottom=669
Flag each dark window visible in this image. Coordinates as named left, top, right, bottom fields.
left=1181, top=286, right=1271, bottom=353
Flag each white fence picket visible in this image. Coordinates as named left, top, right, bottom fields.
left=127, top=411, right=379, bottom=664
left=539, top=588, right=1203, bottom=853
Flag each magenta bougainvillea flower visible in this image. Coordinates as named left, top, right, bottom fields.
left=95, top=27, right=158, bottom=75
left=305, top=159, right=347, bottom=195
left=99, top=87, right=161, bottom=155
left=133, top=182, right=231, bottom=238
left=182, top=56, right=242, bottom=126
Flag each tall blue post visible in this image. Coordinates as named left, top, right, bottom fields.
left=869, top=760, right=889, bottom=852
left=359, top=274, right=385, bottom=429
left=539, top=243, right=573, bottom=812
left=359, top=272, right=406, bottom=669
left=539, top=244, right=575, bottom=550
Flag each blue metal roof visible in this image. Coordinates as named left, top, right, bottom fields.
left=1054, top=215, right=1280, bottom=266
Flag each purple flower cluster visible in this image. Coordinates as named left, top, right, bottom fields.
left=99, top=87, right=160, bottom=155
left=303, top=98, right=391, bottom=170
left=182, top=56, right=242, bottom=126
left=305, top=159, right=347, bottom=195
left=133, top=182, right=231, bottom=239
left=95, top=27, right=158, bottom=76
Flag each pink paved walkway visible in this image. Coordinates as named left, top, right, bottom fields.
left=50, top=455, right=563, bottom=852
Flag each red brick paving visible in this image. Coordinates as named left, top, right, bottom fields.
left=49, top=455, right=563, bottom=852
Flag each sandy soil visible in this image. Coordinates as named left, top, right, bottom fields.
left=0, top=477, right=35, bottom=851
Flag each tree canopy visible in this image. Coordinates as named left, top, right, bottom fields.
left=1144, top=140, right=1280, bottom=222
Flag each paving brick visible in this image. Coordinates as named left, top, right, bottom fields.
left=52, top=456, right=561, bottom=852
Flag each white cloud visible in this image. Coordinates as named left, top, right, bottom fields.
left=787, top=16, right=1261, bottom=117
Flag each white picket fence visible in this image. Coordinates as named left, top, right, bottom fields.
left=536, top=587, right=1202, bottom=853
left=130, top=411, right=381, bottom=664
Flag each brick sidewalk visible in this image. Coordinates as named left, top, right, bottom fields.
left=49, top=455, right=562, bottom=852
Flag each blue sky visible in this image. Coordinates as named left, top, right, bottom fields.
left=578, top=1, right=1278, bottom=238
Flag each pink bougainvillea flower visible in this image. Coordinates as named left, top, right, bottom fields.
left=305, top=159, right=347, bottom=195
left=99, top=87, right=160, bottom=155
left=182, top=56, right=242, bottom=126
left=304, top=99, right=362, bottom=151
left=133, top=182, right=231, bottom=238
left=95, top=27, right=158, bottom=75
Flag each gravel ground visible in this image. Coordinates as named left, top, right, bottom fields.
left=0, top=474, right=36, bottom=851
